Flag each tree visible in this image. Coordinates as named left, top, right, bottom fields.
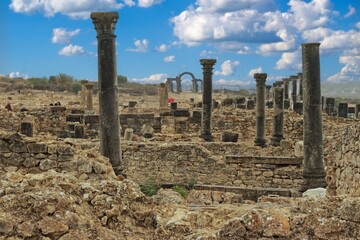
left=117, top=75, right=128, bottom=85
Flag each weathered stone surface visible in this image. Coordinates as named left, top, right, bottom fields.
left=0, top=140, right=10, bottom=153
left=28, top=143, right=47, bottom=153
left=39, top=159, right=57, bottom=170
left=37, top=217, right=69, bottom=237
left=9, top=140, right=27, bottom=153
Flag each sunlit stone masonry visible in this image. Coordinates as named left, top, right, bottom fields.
left=200, top=59, right=216, bottom=141
left=254, top=73, right=267, bottom=147
left=91, top=12, right=122, bottom=174
left=301, top=42, right=327, bottom=191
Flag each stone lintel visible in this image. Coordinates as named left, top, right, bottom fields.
left=225, top=155, right=302, bottom=165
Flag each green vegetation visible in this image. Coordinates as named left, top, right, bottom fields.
left=172, top=185, right=188, bottom=198
left=140, top=181, right=161, bottom=196
left=187, top=179, right=197, bottom=189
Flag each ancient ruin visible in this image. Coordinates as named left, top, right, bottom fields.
left=1, top=11, right=360, bottom=239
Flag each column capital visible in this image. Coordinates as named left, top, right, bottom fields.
left=297, top=72, right=302, bottom=77
left=282, top=78, right=290, bottom=83
left=200, top=59, right=217, bottom=67
left=289, top=75, right=298, bottom=83
left=91, top=12, right=119, bottom=38
left=254, top=73, right=267, bottom=85
left=265, top=85, right=272, bottom=90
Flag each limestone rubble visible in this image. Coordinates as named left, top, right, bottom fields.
left=1, top=90, right=360, bottom=239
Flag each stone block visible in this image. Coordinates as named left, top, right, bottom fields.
left=23, top=157, right=40, bottom=168
left=295, top=141, right=304, bottom=157
left=28, top=143, right=48, bottom=153
left=57, top=145, right=74, bottom=155
left=83, top=114, right=99, bottom=124
left=0, top=140, right=10, bottom=153
left=9, top=140, right=28, bottom=153
left=39, top=159, right=57, bottom=170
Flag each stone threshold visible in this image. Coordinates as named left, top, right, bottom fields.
left=225, top=155, right=302, bottom=165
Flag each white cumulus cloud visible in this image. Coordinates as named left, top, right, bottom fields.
left=9, top=0, right=124, bottom=18
left=9, top=72, right=29, bottom=79
left=156, top=44, right=170, bottom=52
left=138, top=0, right=162, bottom=8
left=328, top=49, right=360, bottom=82
left=59, top=44, right=85, bottom=56
left=275, top=50, right=301, bottom=70
left=248, top=67, right=263, bottom=78
left=345, top=5, right=356, bottom=18
left=215, top=60, right=240, bottom=76
left=164, top=56, right=175, bottom=62
left=52, top=28, right=80, bottom=43
left=130, top=73, right=168, bottom=83
left=127, top=39, right=149, bottom=52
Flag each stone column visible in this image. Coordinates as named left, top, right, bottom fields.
left=176, top=77, right=182, bottom=93
left=325, top=98, right=335, bottom=116
left=338, top=103, right=348, bottom=118
left=80, top=80, right=88, bottom=106
left=290, top=75, right=298, bottom=106
left=84, top=83, right=94, bottom=111
left=282, top=78, right=290, bottom=100
left=265, top=85, right=271, bottom=101
left=159, top=83, right=168, bottom=108
left=270, top=87, right=284, bottom=146
left=254, top=73, right=267, bottom=147
left=200, top=59, right=216, bottom=141
left=91, top=12, right=122, bottom=174
left=355, top=104, right=360, bottom=119
left=298, top=73, right=303, bottom=101
left=301, top=42, right=326, bottom=190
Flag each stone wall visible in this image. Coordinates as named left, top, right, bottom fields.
left=122, top=142, right=303, bottom=189
left=329, top=124, right=360, bottom=196
left=120, top=113, right=155, bottom=134
left=0, top=132, right=113, bottom=178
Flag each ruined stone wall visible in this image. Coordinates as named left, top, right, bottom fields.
left=330, top=124, right=360, bottom=196
left=0, top=132, right=113, bottom=178
left=120, top=113, right=154, bottom=134
left=122, top=142, right=303, bottom=189
left=0, top=108, right=67, bottom=135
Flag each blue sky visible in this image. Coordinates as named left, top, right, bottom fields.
left=1, top=0, right=360, bottom=88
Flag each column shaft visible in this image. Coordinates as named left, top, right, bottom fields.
left=91, top=12, right=121, bottom=174
left=302, top=42, right=326, bottom=190
left=270, top=87, right=284, bottom=146
left=254, top=73, right=267, bottom=147
left=200, top=59, right=216, bottom=141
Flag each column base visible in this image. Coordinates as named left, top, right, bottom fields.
left=300, top=177, right=327, bottom=192
left=201, top=134, right=214, bottom=142
left=270, top=136, right=283, bottom=146
left=254, top=138, right=267, bottom=147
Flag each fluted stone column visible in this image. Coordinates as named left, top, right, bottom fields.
left=159, top=83, right=168, bottom=108
left=290, top=75, right=298, bottom=106
left=84, top=83, right=94, bottom=111
left=200, top=59, right=216, bottom=141
left=283, top=78, right=290, bottom=100
left=91, top=12, right=121, bottom=174
left=254, top=73, right=267, bottom=147
left=301, top=42, right=326, bottom=191
left=298, top=73, right=303, bottom=101
left=270, top=87, right=284, bottom=146
left=265, top=85, right=271, bottom=101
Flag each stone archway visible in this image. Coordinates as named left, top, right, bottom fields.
left=177, top=72, right=199, bottom=93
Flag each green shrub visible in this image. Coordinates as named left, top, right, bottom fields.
left=140, top=181, right=161, bottom=196
left=172, top=185, right=188, bottom=198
